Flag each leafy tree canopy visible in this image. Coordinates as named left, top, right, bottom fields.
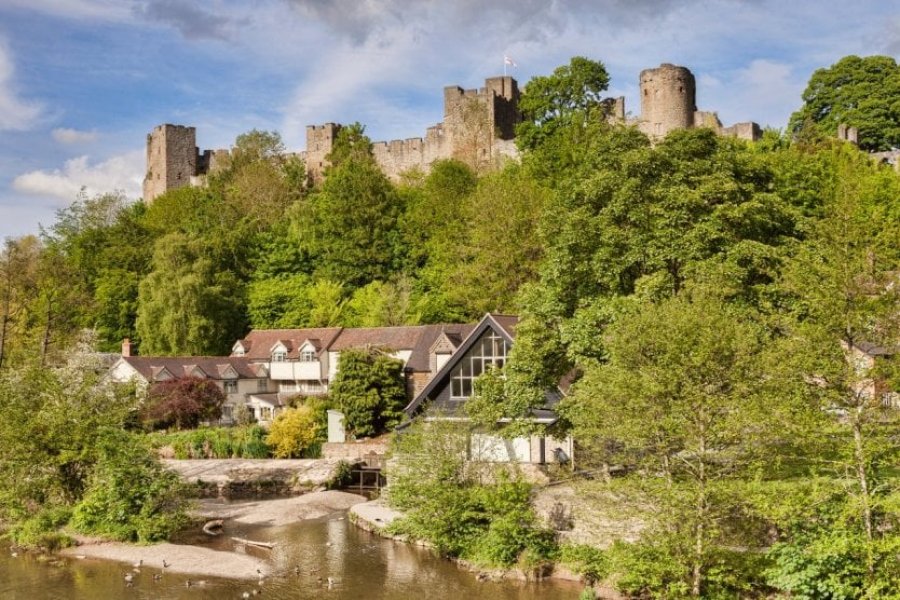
left=789, top=55, right=900, bottom=151
left=330, top=347, right=407, bottom=438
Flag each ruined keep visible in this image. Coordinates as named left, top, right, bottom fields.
left=636, top=63, right=761, bottom=141
left=143, top=64, right=761, bottom=202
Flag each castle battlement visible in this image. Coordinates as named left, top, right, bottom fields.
left=142, top=64, right=760, bottom=202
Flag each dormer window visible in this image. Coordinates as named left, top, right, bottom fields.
left=272, top=350, right=287, bottom=362
left=233, top=347, right=245, bottom=357
left=300, top=350, right=316, bottom=362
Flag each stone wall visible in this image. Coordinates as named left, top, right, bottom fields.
left=143, top=64, right=765, bottom=199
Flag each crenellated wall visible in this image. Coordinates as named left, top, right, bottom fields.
left=143, top=64, right=764, bottom=200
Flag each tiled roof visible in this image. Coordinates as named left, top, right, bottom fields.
left=235, top=328, right=343, bottom=360
left=329, top=326, right=428, bottom=351
left=488, top=314, right=519, bottom=338
left=122, top=356, right=263, bottom=381
left=407, top=324, right=477, bottom=372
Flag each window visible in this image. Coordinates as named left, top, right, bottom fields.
left=221, top=405, right=233, bottom=420
left=223, top=380, right=238, bottom=394
left=300, top=350, right=316, bottom=362
left=257, top=379, right=268, bottom=392
left=260, top=407, right=273, bottom=421
left=272, top=351, right=287, bottom=362
left=449, top=330, right=509, bottom=400
left=233, top=347, right=245, bottom=357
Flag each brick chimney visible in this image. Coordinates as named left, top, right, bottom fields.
left=122, top=338, right=132, bottom=357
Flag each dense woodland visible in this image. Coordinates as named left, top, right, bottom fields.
left=1, top=55, right=899, bottom=597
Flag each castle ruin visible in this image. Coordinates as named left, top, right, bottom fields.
left=143, top=63, right=761, bottom=203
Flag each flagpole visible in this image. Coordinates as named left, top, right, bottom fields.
left=503, top=57, right=507, bottom=77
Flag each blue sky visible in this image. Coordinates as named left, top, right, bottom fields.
left=1, top=0, right=898, bottom=239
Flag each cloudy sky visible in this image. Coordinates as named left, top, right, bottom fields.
left=0, top=0, right=898, bottom=239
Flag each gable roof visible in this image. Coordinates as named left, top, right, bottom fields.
left=329, top=326, right=428, bottom=352
left=234, top=328, right=343, bottom=360
left=404, top=314, right=520, bottom=416
left=121, top=356, right=264, bottom=381
left=406, top=323, right=477, bottom=372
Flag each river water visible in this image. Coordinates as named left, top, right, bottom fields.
left=0, top=511, right=583, bottom=599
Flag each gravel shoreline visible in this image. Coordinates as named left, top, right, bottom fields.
left=59, top=490, right=368, bottom=580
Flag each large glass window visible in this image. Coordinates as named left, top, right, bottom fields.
left=449, top=330, right=508, bottom=400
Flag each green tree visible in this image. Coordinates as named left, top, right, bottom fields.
left=304, top=156, right=404, bottom=287
left=330, top=348, right=406, bottom=438
left=560, top=294, right=804, bottom=597
left=771, top=143, right=900, bottom=593
left=135, top=233, right=246, bottom=355
left=788, top=55, right=900, bottom=151
left=516, top=56, right=611, bottom=152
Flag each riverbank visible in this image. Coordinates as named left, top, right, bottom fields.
left=60, top=490, right=368, bottom=579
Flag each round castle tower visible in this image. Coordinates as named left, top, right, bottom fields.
left=639, top=63, right=697, bottom=138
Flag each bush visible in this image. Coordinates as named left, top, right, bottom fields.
left=71, top=430, right=191, bottom=543
left=266, top=405, right=322, bottom=458
left=386, top=419, right=558, bottom=568
left=330, top=348, right=406, bottom=438
left=147, top=425, right=272, bottom=459
left=8, top=507, right=74, bottom=550
left=142, top=377, right=226, bottom=430
left=560, top=544, right=609, bottom=584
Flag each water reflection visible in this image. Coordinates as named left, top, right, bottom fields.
left=1, top=513, right=581, bottom=599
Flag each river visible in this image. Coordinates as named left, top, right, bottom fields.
left=0, top=511, right=583, bottom=599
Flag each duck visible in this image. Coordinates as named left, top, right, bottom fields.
left=132, top=559, right=143, bottom=569
left=124, top=572, right=134, bottom=584
left=242, top=593, right=251, bottom=599
left=185, top=579, right=193, bottom=588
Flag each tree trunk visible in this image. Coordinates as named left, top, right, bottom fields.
left=851, top=409, right=875, bottom=574
left=40, top=297, right=53, bottom=367
left=692, top=423, right=707, bottom=597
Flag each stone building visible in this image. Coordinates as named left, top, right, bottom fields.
left=142, top=63, right=762, bottom=202
left=635, top=63, right=761, bottom=141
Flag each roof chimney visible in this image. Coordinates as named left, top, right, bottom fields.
left=122, top=338, right=132, bottom=357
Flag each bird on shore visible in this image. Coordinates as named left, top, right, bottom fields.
left=162, top=559, right=170, bottom=568
left=132, top=559, right=143, bottom=569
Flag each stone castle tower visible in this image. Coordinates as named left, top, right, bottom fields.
left=639, top=64, right=697, bottom=138
left=143, top=124, right=199, bottom=203
left=143, top=64, right=761, bottom=201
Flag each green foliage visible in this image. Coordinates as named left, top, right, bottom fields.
left=559, top=544, right=609, bottom=584
left=71, top=430, right=190, bottom=543
left=788, top=55, right=900, bottom=151
left=387, top=419, right=557, bottom=568
left=330, top=347, right=407, bottom=438
left=148, top=425, right=272, bottom=459
left=266, top=404, right=324, bottom=458
left=136, top=232, right=247, bottom=355
left=7, top=507, right=74, bottom=550
left=516, top=56, right=611, bottom=151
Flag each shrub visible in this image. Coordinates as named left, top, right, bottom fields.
left=266, top=405, right=322, bottom=458
left=71, top=430, right=191, bottom=543
left=8, top=507, right=74, bottom=550
left=330, top=348, right=406, bottom=438
left=142, top=377, right=225, bottom=430
left=386, top=419, right=558, bottom=568
left=147, top=425, right=272, bottom=459
left=560, top=544, right=609, bottom=584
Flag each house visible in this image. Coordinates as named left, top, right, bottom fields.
left=403, top=313, right=574, bottom=465
left=846, top=341, right=900, bottom=409
left=108, top=352, right=273, bottom=423
left=229, top=322, right=476, bottom=420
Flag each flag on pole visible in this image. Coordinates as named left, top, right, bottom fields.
left=504, top=55, right=517, bottom=68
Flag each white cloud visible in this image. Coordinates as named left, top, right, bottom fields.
left=52, top=127, right=99, bottom=144
left=12, top=150, right=144, bottom=202
left=0, top=41, right=42, bottom=131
